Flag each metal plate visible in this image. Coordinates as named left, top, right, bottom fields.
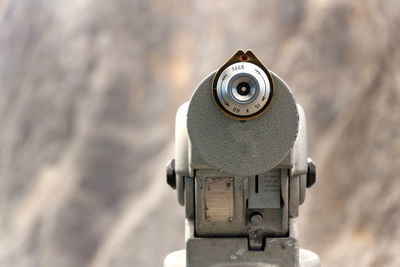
left=205, top=177, right=234, bottom=222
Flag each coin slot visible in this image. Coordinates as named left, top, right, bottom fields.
left=255, top=175, right=259, bottom=194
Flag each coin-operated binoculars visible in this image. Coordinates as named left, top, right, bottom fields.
left=164, top=50, right=320, bottom=267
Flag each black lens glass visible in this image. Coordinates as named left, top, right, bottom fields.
left=237, top=82, right=251, bottom=96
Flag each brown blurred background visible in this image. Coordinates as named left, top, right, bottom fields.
left=0, top=0, right=399, bottom=266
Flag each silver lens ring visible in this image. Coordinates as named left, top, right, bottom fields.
left=216, top=62, right=271, bottom=117
left=229, top=73, right=259, bottom=103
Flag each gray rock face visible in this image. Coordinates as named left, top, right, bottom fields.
left=0, top=1, right=399, bottom=267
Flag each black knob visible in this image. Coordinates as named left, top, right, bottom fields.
left=166, top=159, right=176, bottom=189
left=306, top=159, right=316, bottom=188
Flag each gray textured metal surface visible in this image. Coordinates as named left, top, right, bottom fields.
left=164, top=248, right=320, bottom=267
left=187, top=72, right=298, bottom=176
left=186, top=237, right=298, bottom=267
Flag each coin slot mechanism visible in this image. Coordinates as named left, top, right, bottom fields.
left=248, top=170, right=281, bottom=209
left=255, top=175, right=259, bottom=194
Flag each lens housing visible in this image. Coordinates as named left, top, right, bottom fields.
left=214, top=62, right=273, bottom=119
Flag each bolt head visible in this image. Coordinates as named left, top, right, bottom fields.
left=307, top=159, right=316, bottom=188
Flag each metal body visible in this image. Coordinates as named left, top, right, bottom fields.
left=165, top=51, right=320, bottom=267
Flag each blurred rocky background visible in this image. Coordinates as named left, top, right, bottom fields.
left=0, top=0, right=399, bottom=266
